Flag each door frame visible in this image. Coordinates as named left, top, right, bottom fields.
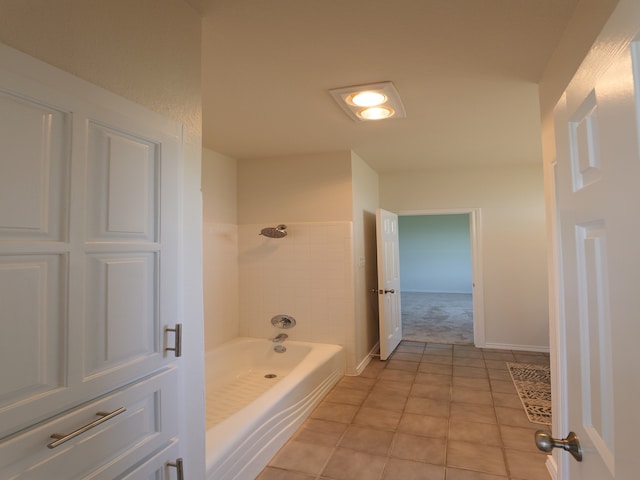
left=398, top=208, right=485, bottom=347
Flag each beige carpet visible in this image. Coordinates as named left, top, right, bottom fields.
left=401, top=292, right=473, bottom=344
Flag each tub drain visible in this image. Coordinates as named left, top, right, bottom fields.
left=264, top=374, right=277, bottom=379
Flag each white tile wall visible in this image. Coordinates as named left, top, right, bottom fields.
left=238, top=222, right=354, bottom=348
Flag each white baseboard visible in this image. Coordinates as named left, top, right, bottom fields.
left=351, top=342, right=380, bottom=376
left=482, top=342, right=550, bottom=353
left=545, top=455, right=558, bottom=480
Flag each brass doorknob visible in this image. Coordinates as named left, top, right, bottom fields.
left=535, top=430, right=582, bottom=462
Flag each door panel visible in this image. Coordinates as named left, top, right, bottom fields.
left=376, top=208, right=402, bottom=360
left=0, top=49, right=182, bottom=444
left=553, top=6, right=640, bottom=477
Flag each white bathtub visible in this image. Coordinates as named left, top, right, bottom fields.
left=205, top=337, right=345, bottom=480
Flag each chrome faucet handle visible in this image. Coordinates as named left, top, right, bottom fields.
left=271, top=314, right=296, bottom=329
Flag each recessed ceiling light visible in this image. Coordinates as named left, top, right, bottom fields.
left=329, top=81, right=406, bottom=122
left=349, top=91, right=387, bottom=107
left=358, top=106, right=395, bottom=120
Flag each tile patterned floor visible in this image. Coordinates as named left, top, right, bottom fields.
left=258, top=341, right=551, bottom=480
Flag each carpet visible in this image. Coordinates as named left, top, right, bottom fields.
left=507, top=362, right=552, bottom=425
left=401, top=292, right=473, bottom=344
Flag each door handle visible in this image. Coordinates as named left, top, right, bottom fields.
left=47, top=407, right=126, bottom=448
left=375, top=289, right=396, bottom=294
left=535, top=430, right=582, bottom=462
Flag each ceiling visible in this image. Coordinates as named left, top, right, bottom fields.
left=196, top=0, right=581, bottom=173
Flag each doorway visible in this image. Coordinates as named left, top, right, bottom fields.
left=398, top=209, right=484, bottom=346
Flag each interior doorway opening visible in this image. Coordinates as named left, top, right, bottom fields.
left=398, top=209, right=484, bottom=346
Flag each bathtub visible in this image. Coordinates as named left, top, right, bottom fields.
left=205, top=337, right=345, bottom=480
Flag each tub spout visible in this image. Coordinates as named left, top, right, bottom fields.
left=271, top=333, right=288, bottom=343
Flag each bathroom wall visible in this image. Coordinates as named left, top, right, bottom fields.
left=380, top=164, right=549, bottom=351
left=0, top=1, right=205, bottom=476
left=202, top=149, right=239, bottom=349
left=237, top=151, right=362, bottom=373
left=350, top=153, right=380, bottom=370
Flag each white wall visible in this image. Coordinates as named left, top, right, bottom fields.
left=202, top=149, right=239, bottom=350
left=350, top=153, right=380, bottom=371
left=0, top=2, right=205, bottom=476
left=381, top=165, right=549, bottom=350
left=399, top=214, right=472, bottom=294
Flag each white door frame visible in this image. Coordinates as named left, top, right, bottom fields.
left=398, top=208, right=485, bottom=347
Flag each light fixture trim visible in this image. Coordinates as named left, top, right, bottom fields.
left=329, top=81, right=406, bottom=122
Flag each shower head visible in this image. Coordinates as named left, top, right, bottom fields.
left=259, top=224, right=287, bottom=238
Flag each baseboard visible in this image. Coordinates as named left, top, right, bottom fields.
left=351, top=342, right=380, bottom=376
left=482, top=342, right=550, bottom=353
left=545, top=455, right=558, bottom=480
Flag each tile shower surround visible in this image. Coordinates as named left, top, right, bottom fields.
left=238, top=222, right=354, bottom=347
left=260, top=341, right=551, bottom=480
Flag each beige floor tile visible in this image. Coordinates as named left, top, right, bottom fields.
left=446, top=440, right=508, bottom=476
left=453, top=356, right=486, bottom=367
left=487, top=369, right=512, bottom=381
left=338, top=425, right=395, bottom=455
left=504, top=449, right=551, bottom=480
left=371, top=380, right=412, bottom=396
left=353, top=406, right=402, bottom=431
left=452, top=348, right=484, bottom=359
left=445, top=467, right=508, bottom=480
left=311, top=402, right=359, bottom=423
left=269, top=440, right=334, bottom=475
left=491, top=392, right=522, bottom=409
left=397, top=343, right=426, bottom=354
left=452, top=386, right=493, bottom=405
left=450, top=402, right=497, bottom=424
left=405, top=396, right=450, bottom=417
left=398, top=412, right=449, bottom=438
left=418, top=362, right=453, bottom=375
left=489, top=379, right=517, bottom=394
left=363, top=391, right=408, bottom=411
left=484, top=359, right=510, bottom=370
left=381, top=458, right=444, bottom=480
left=386, top=359, right=420, bottom=372
left=378, top=368, right=417, bottom=383
left=415, top=372, right=453, bottom=386
left=324, top=386, right=369, bottom=406
left=452, top=376, right=491, bottom=391
left=390, top=432, right=446, bottom=464
left=293, top=419, right=347, bottom=447
left=453, top=365, right=488, bottom=378
left=500, top=425, right=544, bottom=453
left=448, top=420, right=502, bottom=446
left=513, top=353, right=550, bottom=365
left=494, top=406, right=540, bottom=430
left=321, top=447, right=387, bottom=480
left=390, top=351, right=423, bottom=362
left=359, top=362, right=385, bottom=379
left=410, top=383, right=451, bottom=400
left=335, top=375, right=376, bottom=392
left=258, top=467, right=317, bottom=480
left=482, top=351, right=516, bottom=361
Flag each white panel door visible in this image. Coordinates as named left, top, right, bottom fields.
left=0, top=47, right=182, bottom=443
left=553, top=2, right=640, bottom=478
left=376, top=208, right=402, bottom=360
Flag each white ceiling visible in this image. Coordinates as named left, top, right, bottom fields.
left=197, top=0, right=581, bottom=173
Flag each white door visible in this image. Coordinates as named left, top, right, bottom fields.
left=0, top=44, right=184, bottom=466
left=552, top=2, right=640, bottom=478
left=376, top=208, right=402, bottom=360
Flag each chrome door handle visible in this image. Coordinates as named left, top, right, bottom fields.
left=47, top=407, right=126, bottom=448
left=168, top=458, right=184, bottom=479
left=535, top=430, right=583, bottom=462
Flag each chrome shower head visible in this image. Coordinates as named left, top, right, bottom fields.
left=259, top=224, right=287, bottom=238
